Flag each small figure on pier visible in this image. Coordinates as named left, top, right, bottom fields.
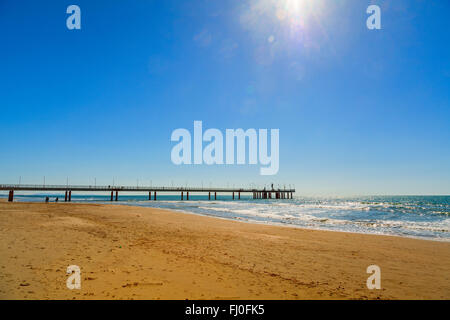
left=45, top=196, right=49, bottom=203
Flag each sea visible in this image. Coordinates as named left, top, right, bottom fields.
left=1, top=193, right=449, bottom=241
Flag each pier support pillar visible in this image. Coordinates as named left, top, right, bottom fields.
left=110, top=191, right=113, bottom=201
left=208, top=192, right=211, bottom=200
left=238, top=192, right=240, bottom=200
left=65, top=191, right=68, bottom=202
left=291, top=192, right=293, bottom=199
left=181, top=192, right=184, bottom=200
left=115, top=191, right=118, bottom=201
left=154, top=192, right=157, bottom=201
left=68, top=191, right=72, bottom=202
left=187, top=192, right=189, bottom=200
left=8, top=190, right=14, bottom=202
left=149, top=192, right=152, bottom=200
left=232, top=192, right=235, bottom=200
left=214, top=192, right=217, bottom=200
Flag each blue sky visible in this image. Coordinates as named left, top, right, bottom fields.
left=0, top=0, right=449, bottom=196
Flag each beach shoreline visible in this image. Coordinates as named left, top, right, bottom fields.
left=0, top=201, right=449, bottom=299
left=2, top=194, right=448, bottom=242
left=118, top=202, right=450, bottom=243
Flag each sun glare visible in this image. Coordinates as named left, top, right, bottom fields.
left=241, top=0, right=326, bottom=39
left=276, top=0, right=320, bottom=28
left=238, top=0, right=330, bottom=65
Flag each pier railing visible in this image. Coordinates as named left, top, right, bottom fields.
left=0, top=184, right=294, bottom=193
left=0, top=184, right=295, bottom=201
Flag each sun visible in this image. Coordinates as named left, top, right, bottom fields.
left=283, top=0, right=309, bottom=15
left=275, top=0, right=318, bottom=26
left=239, top=0, right=329, bottom=56
left=240, top=0, right=325, bottom=34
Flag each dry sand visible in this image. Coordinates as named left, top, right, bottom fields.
left=0, top=201, right=449, bottom=300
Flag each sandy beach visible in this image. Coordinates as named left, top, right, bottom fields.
left=0, top=201, right=449, bottom=300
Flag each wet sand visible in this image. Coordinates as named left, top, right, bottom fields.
left=0, top=201, right=449, bottom=299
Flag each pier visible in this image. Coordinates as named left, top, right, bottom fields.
left=0, top=184, right=295, bottom=202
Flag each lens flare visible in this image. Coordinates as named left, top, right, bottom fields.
left=240, top=0, right=328, bottom=40
left=239, top=0, right=330, bottom=64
